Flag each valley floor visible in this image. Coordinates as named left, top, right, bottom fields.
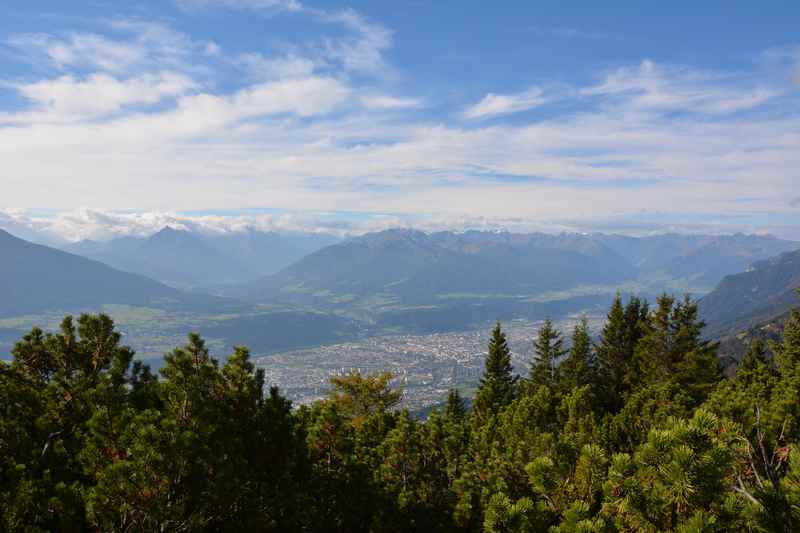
left=256, top=315, right=605, bottom=411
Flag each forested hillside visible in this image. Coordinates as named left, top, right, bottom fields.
left=701, top=248, right=800, bottom=337
left=4, top=292, right=800, bottom=531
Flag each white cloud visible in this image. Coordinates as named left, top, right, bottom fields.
left=462, top=87, right=546, bottom=119
left=9, top=72, right=195, bottom=121
left=238, top=52, right=316, bottom=79
left=318, top=8, right=393, bottom=74
left=176, top=2, right=393, bottom=77
left=13, top=32, right=144, bottom=73
left=180, top=75, right=349, bottom=120
left=7, top=21, right=207, bottom=76
left=583, top=60, right=779, bottom=114
left=361, top=95, right=423, bottom=110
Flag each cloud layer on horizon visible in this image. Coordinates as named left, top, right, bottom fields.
left=3, top=207, right=799, bottom=246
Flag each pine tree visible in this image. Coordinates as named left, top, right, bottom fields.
left=559, top=317, right=596, bottom=393
left=671, top=295, right=722, bottom=403
left=530, top=318, right=567, bottom=389
left=329, top=371, right=402, bottom=426
left=774, top=299, right=800, bottom=373
left=595, top=294, right=629, bottom=411
left=622, top=296, right=648, bottom=386
left=445, top=388, right=467, bottom=421
left=472, top=323, right=517, bottom=426
left=737, top=337, right=771, bottom=386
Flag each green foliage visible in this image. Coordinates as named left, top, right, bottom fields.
left=445, top=388, right=467, bottom=421
left=559, top=317, right=597, bottom=394
left=328, top=370, right=402, bottom=426
left=4, top=293, right=800, bottom=532
left=472, top=322, right=517, bottom=428
left=595, top=294, right=648, bottom=412
left=529, top=318, right=567, bottom=389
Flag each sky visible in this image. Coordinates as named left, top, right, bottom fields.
left=1, top=0, right=799, bottom=242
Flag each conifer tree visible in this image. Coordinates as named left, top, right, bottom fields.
left=737, top=337, right=773, bottom=388
left=740, top=338, right=769, bottom=374
left=472, top=323, right=517, bottom=426
left=671, top=295, right=722, bottom=402
left=530, top=319, right=566, bottom=389
left=329, top=371, right=401, bottom=426
left=595, top=294, right=629, bottom=411
left=635, top=293, right=675, bottom=385
left=559, top=317, right=596, bottom=393
left=773, top=297, right=800, bottom=373
left=445, top=388, right=467, bottom=421
left=622, top=296, right=649, bottom=384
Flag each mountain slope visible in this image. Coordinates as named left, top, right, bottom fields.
left=231, top=229, right=638, bottom=306
left=597, top=233, right=797, bottom=288
left=700, top=248, right=800, bottom=337
left=234, top=230, right=797, bottom=307
left=127, top=227, right=256, bottom=288
left=0, top=229, right=185, bottom=316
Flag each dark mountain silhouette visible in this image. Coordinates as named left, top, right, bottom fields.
left=0, top=229, right=186, bottom=316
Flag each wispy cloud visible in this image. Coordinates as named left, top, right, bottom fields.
left=175, top=0, right=303, bottom=13
left=238, top=52, right=316, bottom=80
left=7, top=21, right=209, bottom=76
left=361, top=95, right=423, bottom=110
left=5, top=72, right=195, bottom=122
left=316, top=8, right=393, bottom=75
left=582, top=60, right=780, bottom=114
left=174, top=0, right=393, bottom=76
left=462, top=87, right=546, bottom=119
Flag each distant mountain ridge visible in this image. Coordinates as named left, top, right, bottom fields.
left=227, top=229, right=798, bottom=333
left=596, top=232, right=795, bottom=287
left=236, top=229, right=637, bottom=303
left=64, top=227, right=339, bottom=289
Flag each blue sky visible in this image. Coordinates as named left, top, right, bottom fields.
left=1, top=0, right=799, bottom=241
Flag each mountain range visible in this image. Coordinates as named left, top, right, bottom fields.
left=3, top=225, right=799, bottom=357
left=64, top=227, right=338, bottom=289
left=217, top=229, right=798, bottom=332
left=229, top=229, right=797, bottom=301
left=0, top=229, right=361, bottom=358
